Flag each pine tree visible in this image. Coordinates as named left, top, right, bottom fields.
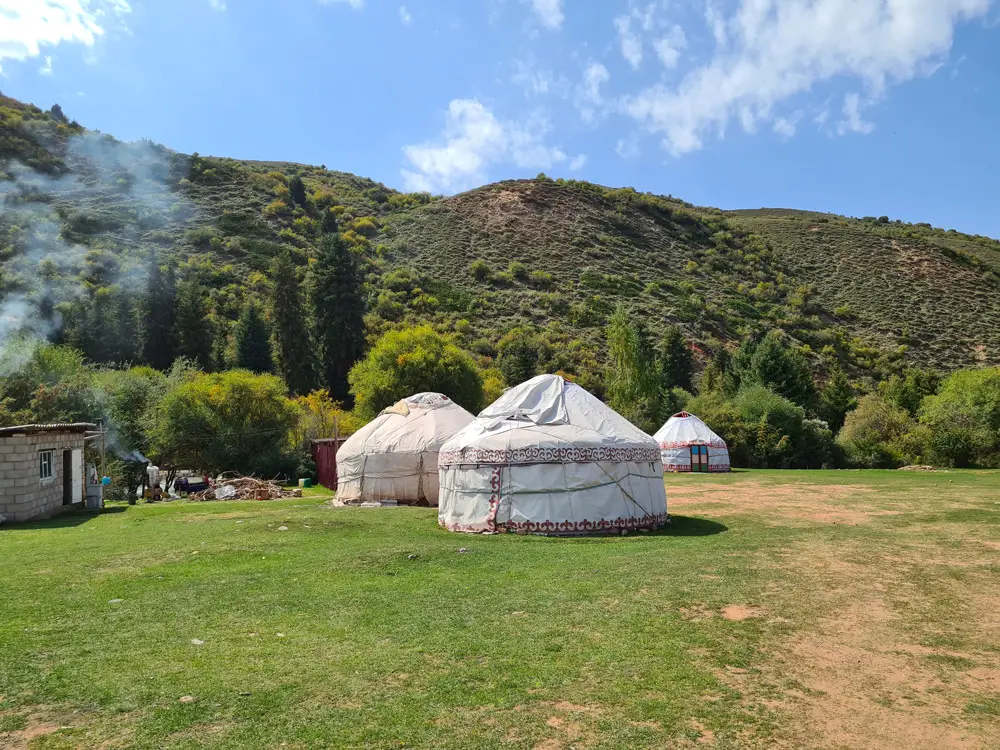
left=658, top=324, right=694, bottom=391
left=270, top=250, right=317, bottom=394
left=174, top=279, right=215, bottom=371
left=310, top=231, right=365, bottom=404
left=234, top=302, right=274, bottom=373
left=141, top=250, right=177, bottom=370
left=606, top=306, right=660, bottom=432
left=819, top=366, right=856, bottom=433
left=288, top=174, right=307, bottom=207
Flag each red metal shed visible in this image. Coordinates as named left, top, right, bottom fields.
left=311, top=438, right=348, bottom=491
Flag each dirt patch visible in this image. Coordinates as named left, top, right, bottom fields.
left=0, top=719, right=62, bottom=749
left=666, top=481, right=900, bottom=525
left=720, top=605, right=765, bottom=621
left=689, top=719, right=715, bottom=744
left=680, top=604, right=715, bottom=621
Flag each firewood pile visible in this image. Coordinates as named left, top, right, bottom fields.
left=190, top=475, right=302, bottom=501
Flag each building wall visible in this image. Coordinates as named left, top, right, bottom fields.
left=0, top=432, right=87, bottom=523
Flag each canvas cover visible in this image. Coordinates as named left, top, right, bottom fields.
left=438, top=375, right=669, bottom=533
left=653, top=411, right=731, bottom=472
left=336, top=393, right=475, bottom=506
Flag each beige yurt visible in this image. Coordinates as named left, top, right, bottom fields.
left=654, top=411, right=731, bottom=473
left=438, top=374, right=669, bottom=534
left=335, top=393, right=474, bottom=506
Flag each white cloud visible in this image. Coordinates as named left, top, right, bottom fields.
left=653, top=24, right=686, bottom=69
left=0, top=0, right=131, bottom=73
left=209, top=0, right=226, bottom=10
left=529, top=0, right=564, bottom=29
left=772, top=116, right=796, bottom=138
left=402, top=99, right=567, bottom=193
left=319, top=0, right=364, bottom=8
left=569, top=154, right=587, bottom=170
left=616, top=134, right=641, bottom=160
left=837, top=93, right=875, bottom=135
left=398, top=5, right=412, bottom=25
left=623, top=0, right=991, bottom=155
left=39, top=55, right=54, bottom=76
left=615, top=15, right=644, bottom=69
left=512, top=58, right=559, bottom=97
left=576, top=61, right=610, bottom=122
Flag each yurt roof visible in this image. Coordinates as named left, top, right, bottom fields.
left=337, top=393, right=474, bottom=458
left=653, top=411, right=727, bottom=449
left=440, top=374, right=659, bottom=466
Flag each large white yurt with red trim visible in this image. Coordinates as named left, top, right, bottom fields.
left=654, top=411, right=731, bottom=473
left=438, top=374, right=669, bottom=534
left=336, top=393, right=475, bottom=506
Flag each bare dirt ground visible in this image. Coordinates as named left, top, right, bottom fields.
left=668, top=476, right=1000, bottom=750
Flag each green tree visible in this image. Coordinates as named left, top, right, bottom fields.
left=880, top=368, right=941, bottom=417
left=174, top=279, right=215, bottom=371
left=151, top=370, right=299, bottom=476
left=731, top=330, right=815, bottom=408
left=234, top=302, right=274, bottom=374
left=269, top=251, right=317, bottom=395
left=288, top=174, right=307, bottom=207
left=819, top=366, right=856, bottom=433
left=658, top=324, right=694, bottom=392
left=605, top=306, right=661, bottom=433
left=837, top=394, right=915, bottom=468
left=141, top=250, right=177, bottom=370
left=496, top=327, right=540, bottom=387
left=919, top=367, right=1000, bottom=467
left=310, top=231, right=365, bottom=403
left=348, top=326, right=484, bottom=420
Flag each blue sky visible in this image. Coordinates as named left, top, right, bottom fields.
left=2, top=0, right=999, bottom=237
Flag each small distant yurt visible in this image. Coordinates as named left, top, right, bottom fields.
left=654, top=411, right=731, bottom=473
left=336, top=393, right=475, bottom=506
left=438, top=374, right=669, bottom=534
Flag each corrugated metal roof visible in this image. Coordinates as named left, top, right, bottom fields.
left=0, top=423, right=97, bottom=437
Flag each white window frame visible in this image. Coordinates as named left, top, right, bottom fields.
left=39, top=450, right=54, bottom=482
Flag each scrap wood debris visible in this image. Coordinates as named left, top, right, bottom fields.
left=191, top=475, right=302, bottom=501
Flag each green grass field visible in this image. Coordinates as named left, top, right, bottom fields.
left=1, top=471, right=999, bottom=749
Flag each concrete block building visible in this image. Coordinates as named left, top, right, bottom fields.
left=0, top=424, right=95, bottom=523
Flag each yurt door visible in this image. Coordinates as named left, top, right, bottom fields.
left=690, top=446, right=708, bottom=472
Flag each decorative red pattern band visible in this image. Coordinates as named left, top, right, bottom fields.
left=663, top=463, right=731, bottom=472
left=659, top=440, right=727, bottom=449
left=441, top=512, right=670, bottom=534
left=439, top=445, right=661, bottom=467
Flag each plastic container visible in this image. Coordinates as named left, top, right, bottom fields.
left=298, top=478, right=313, bottom=488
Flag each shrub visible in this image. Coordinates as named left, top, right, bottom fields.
left=469, top=259, right=491, bottom=281
left=919, top=367, right=1000, bottom=467
left=263, top=200, right=289, bottom=217
left=529, top=270, right=554, bottom=288
left=837, top=394, right=914, bottom=468
left=507, top=261, right=529, bottom=280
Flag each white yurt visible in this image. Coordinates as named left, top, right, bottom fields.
left=654, top=411, right=731, bottom=473
left=335, top=393, right=475, bottom=506
left=438, top=374, right=669, bottom=534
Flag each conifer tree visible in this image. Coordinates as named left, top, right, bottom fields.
left=234, top=302, right=274, bottom=373
left=269, top=250, right=317, bottom=395
left=141, top=250, right=177, bottom=370
left=819, top=366, right=856, bottom=433
left=288, top=174, right=307, bottom=207
left=310, top=230, right=365, bottom=404
left=174, top=279, right=215, bottom=371
left=658, top=324, right=694, bottom=392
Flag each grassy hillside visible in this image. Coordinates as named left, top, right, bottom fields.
left=2, top=92, right=999, bottom=385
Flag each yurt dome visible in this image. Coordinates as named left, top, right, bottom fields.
left=654, top=411, right=731, bottom=473
left=438, top=374, right=669, bottom=534
left=336, top=393, right=475, bottom=506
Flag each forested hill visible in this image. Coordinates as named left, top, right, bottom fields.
left=2, top=93, right=999, bottom=388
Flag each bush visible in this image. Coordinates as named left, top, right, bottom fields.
left=529, top=270, right=554, bottom=288
left=919, top=367, right=1000, bottom=467
left=469, top=259, right=491, bottom=281
left=837, top=394, right=914, bottom=468
left=507, top=261, right=529, bottom=280
left=151, top=370, right=299, bottom=477
left=348, top=326, right=484, bottom=420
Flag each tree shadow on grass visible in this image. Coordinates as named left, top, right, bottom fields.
left=1, top=506, right=127, bottom=531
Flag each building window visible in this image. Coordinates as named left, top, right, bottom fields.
left=39, top=450, right=53, bottom=481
